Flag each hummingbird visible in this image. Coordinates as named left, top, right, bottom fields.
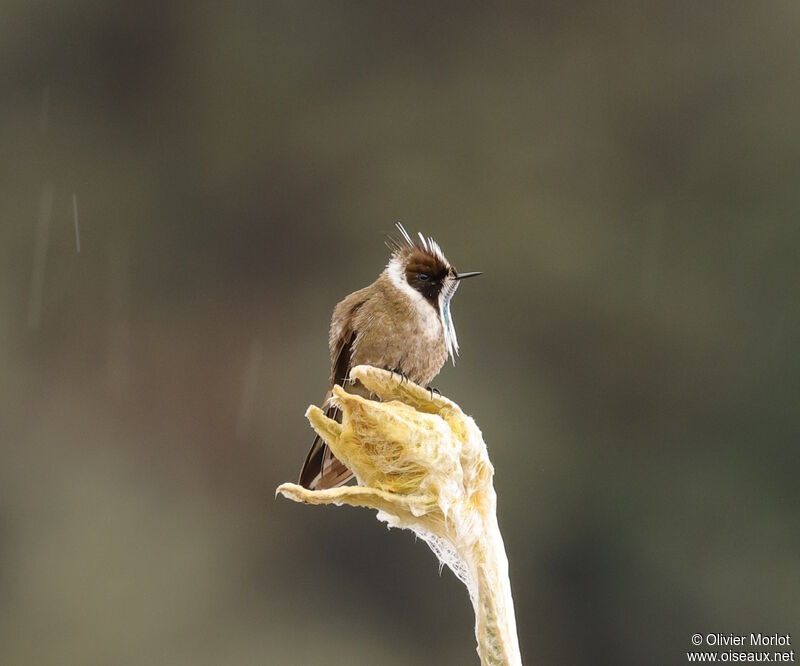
left=298, top=223, right=481, bottom=490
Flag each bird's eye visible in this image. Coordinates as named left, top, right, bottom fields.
left=418, top=273, right=430, bottom=281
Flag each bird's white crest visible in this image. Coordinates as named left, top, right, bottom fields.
left=392, top=222, right=448, bottom=266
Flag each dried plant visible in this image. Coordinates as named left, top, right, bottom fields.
left=277, top=365, right=522, bottom=666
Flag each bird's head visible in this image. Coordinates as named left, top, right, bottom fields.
left=386, top=223, right=481, bottom=362
left=386, top=223, right=481, bottom=306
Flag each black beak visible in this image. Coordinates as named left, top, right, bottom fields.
left=454, top=271, right=482, bottom=281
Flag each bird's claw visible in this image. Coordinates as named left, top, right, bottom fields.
left=388, top=367, right=409, bottom=384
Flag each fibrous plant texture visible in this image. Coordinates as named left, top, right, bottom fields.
left=277, top=365, right=522, bottom=666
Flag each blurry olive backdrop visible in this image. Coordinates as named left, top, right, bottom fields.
left=1, top=2, right=798, bottom=665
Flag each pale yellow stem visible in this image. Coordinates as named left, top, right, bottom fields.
left=467, top=512, right=522, bottom=666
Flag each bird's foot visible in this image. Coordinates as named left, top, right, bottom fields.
left=388, top=367, right=409, bottom=384
left=426, top=385, right=441, bottom=400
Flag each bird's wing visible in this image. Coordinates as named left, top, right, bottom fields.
left=298, top=296, right=366, bottom=490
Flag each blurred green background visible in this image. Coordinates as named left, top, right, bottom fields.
left=1, top=2, right=798, bottom=664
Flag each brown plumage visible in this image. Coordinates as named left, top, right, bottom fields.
left=298, top=224, right=480, bottom=490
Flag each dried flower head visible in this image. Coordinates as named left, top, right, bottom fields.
left=277, top=365, right=521, bottom=666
